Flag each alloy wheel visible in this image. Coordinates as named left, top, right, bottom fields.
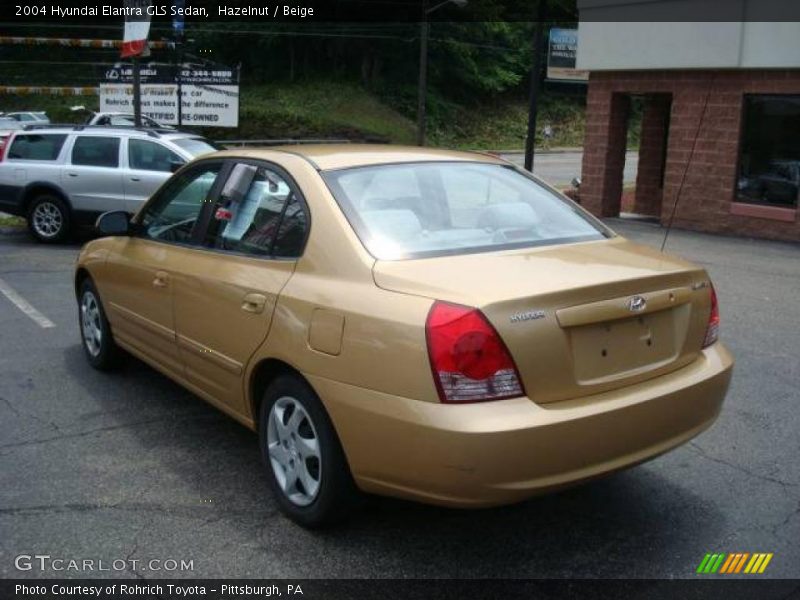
left=81, top=291, right=102, bottom=357
left=32, top=201, right=63, bottom=239
left=267, top=396, right=322, bottom=507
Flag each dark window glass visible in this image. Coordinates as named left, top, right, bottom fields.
left=204, top=165, right=296, bottom=257
left=7, top=134, right=67, bottom=161
left=139, top=164, right=221, bottom=244
left=738, top=95, right=800, bottom=208
left=129, top=139, right=183, bottom=172
left=71, top=136, right=120, bottom=168
left=273, top=195, right=308, bottom=258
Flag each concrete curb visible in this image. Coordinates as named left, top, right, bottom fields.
left=490, top=147, right=583, bottom=155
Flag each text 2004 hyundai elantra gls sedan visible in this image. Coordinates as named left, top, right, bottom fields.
left=75, top=146, right=733, bottom=526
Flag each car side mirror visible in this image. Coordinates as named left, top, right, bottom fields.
left=169, top=160, right=184, bottom=173
left=96, top=211, right=131, bottom=236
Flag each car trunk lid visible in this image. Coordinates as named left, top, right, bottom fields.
left=373, top=237, right=713, bottom=404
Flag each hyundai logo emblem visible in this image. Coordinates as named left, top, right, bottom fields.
left=626, top=295, right=647, bottom=312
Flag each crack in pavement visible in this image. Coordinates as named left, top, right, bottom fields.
left=0, top=394, right=62, bottom=434
left=0, top=500, right=260, bottom=522
left=0, top=412, right=220, bottom=454
left=687, top=442, right=800, bottom=492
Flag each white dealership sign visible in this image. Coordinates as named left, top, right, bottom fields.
left=100, top=64, right=239, bottom=127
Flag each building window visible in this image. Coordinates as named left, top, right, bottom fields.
left=737, top=95, right=800, bottom=209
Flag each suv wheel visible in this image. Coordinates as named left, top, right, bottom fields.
left=259, top=374, right=362, bottom=527
left=28, top=194, right=70, bottom=243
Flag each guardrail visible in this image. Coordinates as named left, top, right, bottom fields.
left=216, top=139, right=352, bottom=147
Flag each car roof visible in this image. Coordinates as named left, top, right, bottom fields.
left=210, top=144, right=506, bottom=171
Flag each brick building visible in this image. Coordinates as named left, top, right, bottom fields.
left=575, top=15, right=800, bottom=242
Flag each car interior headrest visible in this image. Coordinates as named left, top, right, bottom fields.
left=477, top=202, right=540, bottom=229
left=361, top=209, right=422, bottom=240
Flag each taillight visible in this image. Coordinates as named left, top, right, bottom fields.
left=703, top=284, right=720, bottom=348
left=426, top=301, right=524, bottom=403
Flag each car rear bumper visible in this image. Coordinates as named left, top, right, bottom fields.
left=309, top=343, right=733, bottom=507
left=0, top=184, right=24, bottom=216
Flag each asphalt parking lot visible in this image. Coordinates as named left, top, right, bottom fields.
left=0, top=220, right=798, bottom=580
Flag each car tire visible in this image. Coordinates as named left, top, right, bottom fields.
left=78, top=278, right=121, bottom=371
left=259, top=374, right=362, bottom=528
left=28, top=194, right=70, bottom=243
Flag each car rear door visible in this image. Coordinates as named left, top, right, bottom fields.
left=170, top=159, right=309, bottom=415
left=61, top=134, right=125, bottom=214
left=100, top=160, right=226, bottom=378
left=123, top=137, right=185, bottom=214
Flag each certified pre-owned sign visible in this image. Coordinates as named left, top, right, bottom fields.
left=99, top=63, right=240, bottom=127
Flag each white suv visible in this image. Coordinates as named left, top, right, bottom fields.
left=0, top=126, right=220, bottom=242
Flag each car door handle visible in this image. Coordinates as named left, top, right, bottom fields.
left=130, top=176, right=141, bottom=182
left=152, top=271, right=169, bottom=288
left=67, top=172, right=78, bottom=177
left=241, top=293, right=267, bottom=314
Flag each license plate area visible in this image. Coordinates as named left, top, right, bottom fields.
left=569, top=308, right=680, bottom=385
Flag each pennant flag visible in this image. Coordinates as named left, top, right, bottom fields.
left=121, top=0, right=153, bottom=58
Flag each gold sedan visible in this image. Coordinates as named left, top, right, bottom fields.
left=75, top=146, right=733, bottom=526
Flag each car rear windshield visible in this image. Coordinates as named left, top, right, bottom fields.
left=323, top=162, right=607, bottom=260
left=7, top=134, right=67, bottom=161
left=171, top=137, right=221, bottom=157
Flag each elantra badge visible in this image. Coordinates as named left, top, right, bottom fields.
left=626, top=295, right=647, bottom=312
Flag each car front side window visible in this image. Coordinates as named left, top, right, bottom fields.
left=71, top=136, right=120, bottom=168
left=138, top=163, right=222, bottom=244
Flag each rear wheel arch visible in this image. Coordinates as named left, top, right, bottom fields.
left=250, top=358, right=306, bottom=425
left=22, top=183, right=71, bottom=214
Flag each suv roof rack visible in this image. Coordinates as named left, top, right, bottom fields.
left=21, top=123, right=76, bottom=130
left=21, top=124, right=176, bottom=138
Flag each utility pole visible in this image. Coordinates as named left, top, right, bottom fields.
left=173, top=0, right=185, bottom=129
left=416, top=0, right=468, bottom=146
left=176, top=41, right=184, bottom=128
left=416, top=0, right=429, bottom=146
left=524, top=1, right=547, bottom=172
left=132, top=57, right=142, bottom=127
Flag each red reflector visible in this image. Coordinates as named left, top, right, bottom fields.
left=215, top=207, right=233, bottom=221
left=426, top=301, right=524, bottom=403
left=703, top=284, right=720, bottom=348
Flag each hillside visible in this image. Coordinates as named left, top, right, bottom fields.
left=0, top=81, right=600, bottom=150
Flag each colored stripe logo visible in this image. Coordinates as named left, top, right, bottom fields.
left=696, top=552, right=773, bottom=574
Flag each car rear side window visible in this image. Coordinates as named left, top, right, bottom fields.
left=203, top=164, right=308, bottom=258
left=7, top=134, right=67, bottom=161
left=129, top=139, right=183, bottom=172
left=71, top=136, right=120, bottom=168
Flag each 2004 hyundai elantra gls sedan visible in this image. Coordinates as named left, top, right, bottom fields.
left=75, top=146, right=733, bottom=526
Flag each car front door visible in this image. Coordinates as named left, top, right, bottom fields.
left=61, top=135, right=125, bottom=214
left=100, top=161, right=225, bottom=378
left=171, top=160, right=309, bottom=415
left=123, top=138, right=186, bottom=214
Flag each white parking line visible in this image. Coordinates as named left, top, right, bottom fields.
left=0, top=277, right=56, bottom=329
